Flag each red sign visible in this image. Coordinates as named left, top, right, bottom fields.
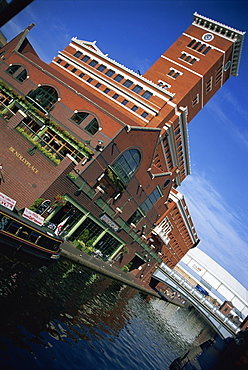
left=0, top=192, right=16, bottom=211
left=22, top=208, right=44, bottom=226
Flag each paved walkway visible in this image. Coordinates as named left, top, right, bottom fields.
left=60, top=241, right=160, bottom=299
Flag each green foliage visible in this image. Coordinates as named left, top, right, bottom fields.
left=77, top=240, right=94, bottom=254
left=122, top=247, right=129, bottom=254
left=78, top=229, right=90, bottom=242
left=121, top=262, right=133, bottom=272
left=85, top=236, right=98, bottom=247
left=54, top=194, right=66, bottom=207
left=67, top=172, right=77, bottom=180
left=16, top=127, right=61, bottom=164
left=29, top=198, right=45, bottom=211
left=106, top=168, right=125, bottom=191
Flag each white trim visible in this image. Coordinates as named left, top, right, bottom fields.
left=69, top=40, right=175, bottom=99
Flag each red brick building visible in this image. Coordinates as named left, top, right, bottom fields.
left=0, top=14, right=244, bottom=283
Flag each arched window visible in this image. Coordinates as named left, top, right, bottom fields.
left=27, top=86, right=58, bottom=112
left=6, top=64, right=21, bottom=75
left=85, top=118, right=99, bottom=135
left=71, top=112, right=89, bottom=124
left=71, top=112, right=99, bottom=135
left=111, top=149, right=141, bottom=186
left=16, top=69, right=27, bottom=82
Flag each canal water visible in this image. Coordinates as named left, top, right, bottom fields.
left=0, top=250, right=215, bottom=369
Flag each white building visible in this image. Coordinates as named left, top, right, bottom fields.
left=178, top=248, right=248, bottom=319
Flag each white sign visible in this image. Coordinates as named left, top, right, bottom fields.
left=100, top=214, right=119, bottom=232
left=0, top=192, right=16, bottom=211
left=22, top=208, right=44, bottom=226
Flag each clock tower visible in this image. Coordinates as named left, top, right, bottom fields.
left=143, top=12, right=245, bottom=123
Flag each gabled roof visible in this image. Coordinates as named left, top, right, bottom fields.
left=71, top=38, right=105, bottom=56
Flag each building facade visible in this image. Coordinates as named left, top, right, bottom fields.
left=0, top=14, right=244, bottom=282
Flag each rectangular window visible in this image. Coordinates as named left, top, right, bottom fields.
left=142, top=91, right=153, bottom=100
left=198, top=44, right=206, bottom=52
left=82, top=55, right=90, bottom=63
left=122, top=99, right=128, bottom=105
left=74, top=51, right=82, bottom=58
left=140, top=187, right=162, bottom=214
left=131, top=105, right=138, bottom=112
left=64, top=63, right=69, bottom=68
left=114, top=74, right=124, bottom=82
left=89, top=60, right=98, bottom=67
left=104, top=88, right=110, bottom=94
left=192, top=94, right=199, bottom=107
left=167, top=69, right=181, bottom=79
left=56, top=59, right=62, bottom=64
left=187, top=39, right=196, bottom=48
left=71, top=68, right=77, bottom=73
left=215, top=66, right=223, bottom=85
left=113, top=93, right=119, bottom=99
left=106, top=69, right=115, bottom=77
left=141, top=112, right=148, bottom=118
left=97, top=64, right=106, bottom=72
left=132, top=85, right=142, bottom=94
left=95, top=83, right=101, bottom=88
left=123, top=79, right=133, bottom=88
left=193, top=41, right=201, bottom=50
left=127, top=209, right=143, bottom=225
left=202, top=46, right=211, bottom=55
left=206, top=77, right=212, bottom=93
left=79, top=72, right=85, bottom=78
left=87, top=77, right=93, bottom=83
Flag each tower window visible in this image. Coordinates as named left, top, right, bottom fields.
left=202, top=46, right=211, bottom=55
left=104, top=88, right=110, bottom=94
left=131, top=105, right=138, bottom=112
left=122, top=99, right=128, bottom=105
left=87, top=77, right=93, bottom=83
left=168, top=69, right=181, bottom=79
left=56, top=59, right=62, bottom=64
left=71, top=68, right=77, bottom=73
left=192, top=94, right=199, bottom=107
left=64, top=63, right=69, bottom=68
left=206, top=77, right=212, bottom=93
left=187, top=39, right=196, bottom=48
left=113, top=93, right=119, bottom=99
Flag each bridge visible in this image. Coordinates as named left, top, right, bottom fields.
left=153, top=263, right=240, bottom=339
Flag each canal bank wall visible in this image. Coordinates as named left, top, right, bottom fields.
left=61, top=241, right=160, bottom=299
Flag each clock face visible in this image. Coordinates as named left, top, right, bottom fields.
left=224, top=61, right=231, bottom=71
left=202, top=33, right=214, bottom=42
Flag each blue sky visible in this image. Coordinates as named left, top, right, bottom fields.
left=1, top=0, right=248, bottom=289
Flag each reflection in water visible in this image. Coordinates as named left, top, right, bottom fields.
left=0, top=250, right=215, bottom=369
